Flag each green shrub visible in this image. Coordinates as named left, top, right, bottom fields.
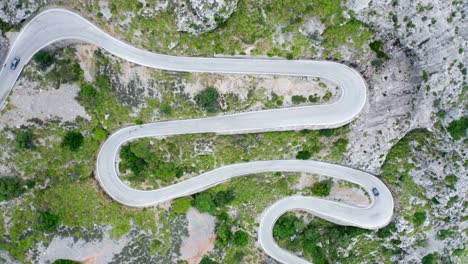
left=172, top=197, right=191, bottom=215
left=304, top=244, right=328, bottom=264
left=39, top=211, right=60, bottom=231
left=447, top=116, right=467, bottom=140
left=412, top=211, right=426, bottom=226
left=308, top=94, right=320, bottom=103
left=194, top=193, right=216, bottom=214
left=319, top=128, right=336, bottom=137
left=119, top=145, right=148, bottom=176
left=369, top=40, right=388, bottom=59
left=0, top=177, right=24, bottom=201
left=445, top=174, right=458, bottom=188
left=322, top=91, right=333, bottom=102
left=61, top=131, right=84, bottom=151
left=52, top=260, right=80, bottom=264
left=93, top=128, right=108, bottom=141
left=135, top=119, right=144, bottom=125
left=291, top=95, right=307, bottom=104
left=196, top=87, right=220, bottom=113
left=273, top=214, right=300, bottom=239
left=422, top=70, right=428, bottom=82
left=159, top=102, right=172, bottom=115
left=80, top=84, right=97, bottom=98
left=233, top=230, right=249, bottom=247
left=200, top=257, right=218, bottom=264
left=15, top=129, right=35, bottom=149
left=311, top=180, right=333, bottom=197
left=215, top=224, right=232, bottom=248
left=214, top=190, right=235, bottom=207
left=421, top=253, right=438, bottom=264
left=34, top=50, right=55, bottom=69
left=95, top=75, right=111, bottom=90
left=296, top=150, right=311, bottom=160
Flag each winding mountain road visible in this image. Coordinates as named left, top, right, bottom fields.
left=0, top=9, right=394, bottom=264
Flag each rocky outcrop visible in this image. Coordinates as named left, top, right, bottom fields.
left=346, top=0, right=467, bottom=172
left=172, top=0, right=238, bottom=35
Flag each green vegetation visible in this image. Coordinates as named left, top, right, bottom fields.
left=273, top=213, right=370, bottom=263
left=171, top=197, right=192, bottom=215
left=292, top=95, right=307, bottom=104
left=273, top=214, right=301, bottom=238
left=93, top=127, right=108, bottom=141
left=200, top=257, right=218, bottom=264
left=422, top=253, right=438, bottom=264
left=196, top=87, right=220, bottom=113
left=233, top=230, right=249, bottom=247
left=446, top=116, right=467, bottom=140
left=39, top=211, right=60, bottom=231
left=369, top=40, right=389, bottom=59
left=422, top=70, right=428, bottom=82
left=15, top=128, right=35, bottom=150
left=87, top=0, right=374, bottom=60
left=119, top=142, right=183, bottom=183
left=445, top=174, right=458, bottom=188
left=159, top=102, right=172, bottom=115
left=412, top=211, right=427, bottom=226
left=119, top=126, right=349, bottom=189
left=44, top=48, right=83, bottom=88
left=296, top=150, right=311, bottom=160
left=61, top=131, right=84, bottom=151
left=33, top=50, right=55, bottom=69
left=214, top=190, right=235, bottom=207
left=311, top=180, right=333, bottom=197
left=194, top=193, right=217, bottom=214
left=0, top=177, right=30, bottom=201
left=52, top=260, right=80, bottom=264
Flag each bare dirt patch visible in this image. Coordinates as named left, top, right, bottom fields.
left=179, top=207, right=216, bottom=264
left=185, top=73, right=340, bottom=106
left=0, top=80, right=89, bottom=129
left=37, top=226, right=130, bottom=264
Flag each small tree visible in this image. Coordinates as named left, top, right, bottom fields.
left=15, top=129, right=35, bottom=149
left=0, top=177, right=23, bottom=201
left=172, top=197, right=191, bottom=215
left=159, top=102, right=172, bottom=115
left=196, top=87, right=220, bottom=113
left=34, top=50, right=54, bottom=69
left=215, top=224, right=232, bottom=248
left=194, top=193, right=216, bottom=214
left=311, top=180, right=333, bottom=197
left=61, top=131, right=84, bottom=151
left=39, top=211, right=60, bottom=231
left=80, top=84, right=96, bottom=98
left=412, top=211, right=426, bottom=227
left=291, top=95, right=307, bottom=104
left=93, top=128, right=108, bottom=141
left=233, top=230, right=249, bottom=247
left=296, top=150, right=311, bottom=160
left=447, top=117, right=467, bottom=140
left=273, top=214, right=300, bottom=239
left=214, top=190, right=235, bottom=207
left=199, top=257, right=218, bottom=264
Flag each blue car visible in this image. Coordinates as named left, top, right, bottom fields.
left=372, top=187, right=379, bottom=196
left=10, top=56, right=20, bottom=70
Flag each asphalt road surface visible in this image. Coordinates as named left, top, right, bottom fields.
left=0, top=9, right=394, bottom=264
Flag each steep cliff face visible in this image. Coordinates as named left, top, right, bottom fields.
left=344, top=1, right=466, bottom=262
left=346, top=0, right=466, bottom=172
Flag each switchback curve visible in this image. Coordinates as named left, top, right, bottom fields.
left=0, top=9, right=394, bottom=264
